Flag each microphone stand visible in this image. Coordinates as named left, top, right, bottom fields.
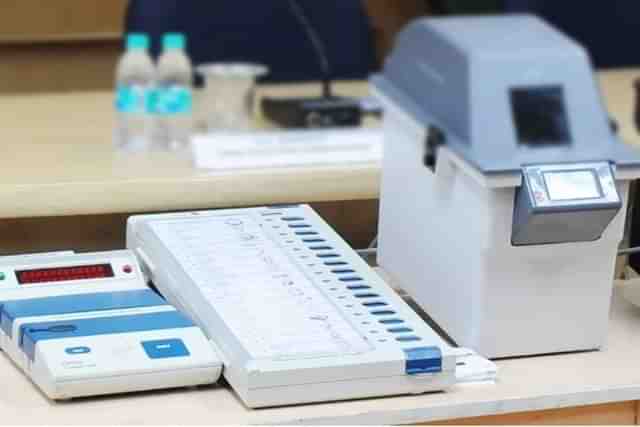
left=261, top=0, right=363, bottom=128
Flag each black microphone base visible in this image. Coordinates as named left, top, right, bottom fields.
left=261, top=96, right=362, bottom=129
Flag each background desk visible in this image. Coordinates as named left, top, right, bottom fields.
left=2, top=70, right=635, bottom=219
left=1, top=70, right=639, bottom=256
left=1, top=69, right=640, bottom=424
left=0, top=81, right=374, bottom=219
left=0, top=81, right=377, bottom=254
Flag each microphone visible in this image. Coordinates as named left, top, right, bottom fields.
left=261, top=0, right=363, bottom=128
left=286, top=0, right=332, bottom=99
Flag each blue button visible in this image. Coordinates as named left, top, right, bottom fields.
left=363, top=301, right=389, bottom=307
left=332, top=269, right=356, bottom=274
left=317, top=253, right=340, bottom=259
left=354, top=293, right=380, bottom=299
left=288, top=224, right=312, bottom=229
left=281, top=216, right=305, bottom=222
left=309, top=246, right=333, bottom=251
left=324, top=261, right=348, bottom=266
left=396, top=336, right=422, bottom=342
left=281, top=217, right=306, bottom=222
left=404, top=346, right=442, bottom=375
left=339, top=277, right=364, bottom=282
left=371, top=310, right=396, bottom=316
left=295, top=231, right=319, bottom=236
left=347, top=285, right=372, bottom=290
left=142, top=339, right=190, bottom=359
left=388, top=327, right=414, bottom=333
left=302, top=238, right=326, bottom=243
left=65, top=346, right=91, bottom=355
left=379, top=318, right=404, bottom=325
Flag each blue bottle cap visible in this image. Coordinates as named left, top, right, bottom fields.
left=126, top=33, right=150, bottom=50
left=163, top=33, right=187, bottom=50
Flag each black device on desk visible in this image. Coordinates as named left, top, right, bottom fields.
left=628, top=80, right=640, bottom=271
left=262, top=95, right=363, bottom=128
left=261, top=0, right=366, bottom=128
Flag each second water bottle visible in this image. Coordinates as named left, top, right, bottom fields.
left=154, top=33, right=194, bottom=151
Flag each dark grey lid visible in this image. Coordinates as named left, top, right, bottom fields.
left=371, top=15, right=640, bottom=174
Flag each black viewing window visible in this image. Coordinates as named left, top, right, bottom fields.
left=510, top=86, right=571, bottom=146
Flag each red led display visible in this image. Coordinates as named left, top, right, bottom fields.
left=16, top=264, right=115, bottom=284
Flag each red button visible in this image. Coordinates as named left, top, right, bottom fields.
left=123, top=265, right=133, bottom=274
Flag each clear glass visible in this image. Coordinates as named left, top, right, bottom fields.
left=196, top=63, right=268, bottom=132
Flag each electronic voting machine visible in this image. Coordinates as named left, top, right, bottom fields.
left=0, top=251, right=221, bottom=400
left=127, top=205, right=463, bottom=408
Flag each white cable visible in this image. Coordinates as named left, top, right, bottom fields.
left=367, top=235, right=379, bottom=250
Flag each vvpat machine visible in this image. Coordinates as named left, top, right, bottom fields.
left=371, top=15, right=640, bottom=358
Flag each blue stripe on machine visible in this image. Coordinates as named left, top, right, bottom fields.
left=404, top=346, right=442, bottom=375
left=21, top=310, right=194, bottom=361
left=0, top=290, right=166, bottom=338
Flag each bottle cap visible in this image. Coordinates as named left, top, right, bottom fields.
left=126, top=33, right=150, bottom=50
left=163, top=33, right=187, bottom=50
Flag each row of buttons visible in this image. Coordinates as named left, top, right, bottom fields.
left=280, top=215, right=423, bottom=343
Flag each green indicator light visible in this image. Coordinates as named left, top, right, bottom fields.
left=0, top=272, right=5, bottom=280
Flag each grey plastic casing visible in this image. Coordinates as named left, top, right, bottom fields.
left=370, top=15, right=640, bottom=175
left=370, top=14, right=640, bottom=245
left=512, top=162, right=622, bottom=245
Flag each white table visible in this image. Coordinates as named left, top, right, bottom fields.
left=1, top=283, right=640, bottom=425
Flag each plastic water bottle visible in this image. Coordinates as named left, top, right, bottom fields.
left=155, top=33, right=194, bottom=151
left=114, top=33, right=155, bottom=152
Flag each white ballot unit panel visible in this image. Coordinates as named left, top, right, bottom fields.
left=0, top=251, right=222, bottom=400
left=371, top=15, right=640, bottom=358
left=127, top=205, right=461, bottom=408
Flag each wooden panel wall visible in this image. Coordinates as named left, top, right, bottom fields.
left=365, top=0, right=430, bottom=63
left=0, top=42, right=122, bottom=93
left=0, top=201, right=379, bottom=256
left=0, top=1, right=428, bottom=94
left=0, top=0, right=127, bottom=43
left=427, top=401, right=638, bottom=425
left=0, top=0, right=127, bottom=93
